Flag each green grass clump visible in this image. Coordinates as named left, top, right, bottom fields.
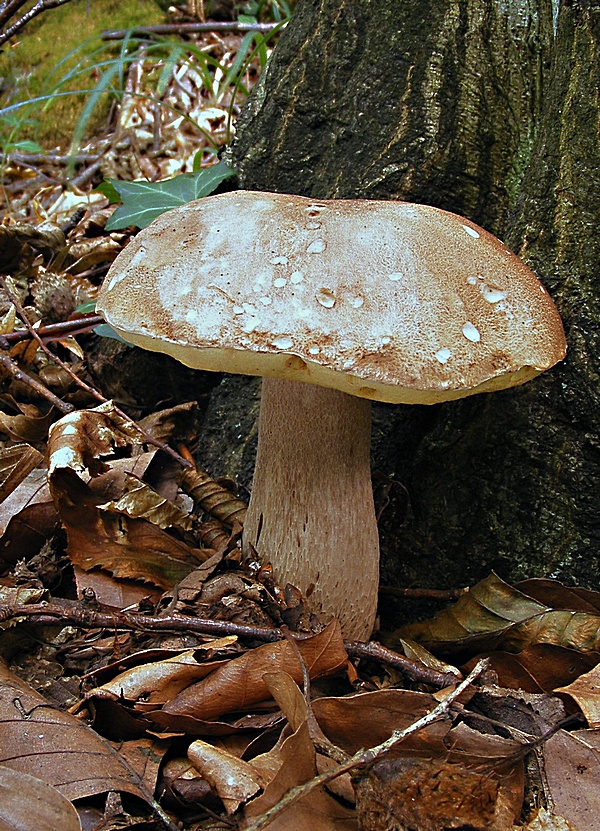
left=0, top=0, right=167, bottom=149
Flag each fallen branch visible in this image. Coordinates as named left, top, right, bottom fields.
left=0, top=600, right=461, bottom=688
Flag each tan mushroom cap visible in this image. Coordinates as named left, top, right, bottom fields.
left=97, top=190, right=566, bottom=404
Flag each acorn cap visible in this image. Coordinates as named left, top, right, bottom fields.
left=97, top=190, right=566, bottom=404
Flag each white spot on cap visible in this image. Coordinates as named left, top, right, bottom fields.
left=306, top=221, right=322, bottom=230
left=540, top=284, right=547, bottom=293
left=242, top=303, right=258, bottom=316
left=273, top=277, right=287, bottom=288
left=290, top=271, right=304, bottom=284
left=307, top=239, right=326, bottom=254
left=258, top=296, right=272, bottom=305
left=467, top=275, right=478, bottom=285
left=233, top=305, right=244, bottom=315
left=389, top=272, right=403, bottom=281
left=242, top=319, right=257, bottom=333
left=481, top=286, right=507, bottom=304
left=462, top=322, right=481, bottom=342
left=272, top=336, right=294, bottom=350
left=381, top=336, right=392, bottom=345
left=351, top=296, right=364, bottom=308
left=316, top=288, right=336, bottom=308
left=306, top=204, right=326, bottom=213
left=270, top=255, right=288, bottom=265
left=462, top=224, right=480, bottom=238
left=309, top=346, right=320, bottom=355
left=435, top=348, right=452, bottom=364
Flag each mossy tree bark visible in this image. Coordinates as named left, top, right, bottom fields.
left=220, top=0, right=599, bottom=624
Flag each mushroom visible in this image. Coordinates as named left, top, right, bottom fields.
left=96, top=190, right=567, bottom=641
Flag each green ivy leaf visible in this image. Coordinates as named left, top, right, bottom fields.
left=104, top=162, right=236, bottom=231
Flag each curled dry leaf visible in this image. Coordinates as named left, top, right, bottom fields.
left=160, top=622, right=347, bottom=723
left=243, top=671, right=356, bottom=830
left=400, top=573, right=600, bottom=656
left=0, top=766, right=82, bottom=831
left=48, top=404, right=204, bottom=588
left=88, top=638, right=239, bottom=708
left=188, top=740, right=264, bottom=814
left=556, top=663, right=600, bottom=727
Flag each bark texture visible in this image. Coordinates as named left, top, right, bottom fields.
left=205, top=0, right=600, bottom=623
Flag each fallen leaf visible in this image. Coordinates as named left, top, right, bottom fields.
left=400, top=574, right=600, bottom=655
left=0, top=766, right=82, bottom=831
left=161, top=622, right=347, bottom=723
left=556, top=664, right=600, bottom=727
left=0, top=442, right=44, bottom=505
left=543, top=729, right=600, bottom=831
left=188, top=740, right=264, bottom=814
left=0, top=658, right=151, bottom=803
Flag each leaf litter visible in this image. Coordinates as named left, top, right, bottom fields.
left=0, top=10, right=599, bottom=831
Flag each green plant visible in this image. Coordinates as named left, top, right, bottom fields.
left=98, top=159, right=236, bottom=229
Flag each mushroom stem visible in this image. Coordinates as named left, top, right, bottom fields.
left=243, top=378, right=379, bottom=641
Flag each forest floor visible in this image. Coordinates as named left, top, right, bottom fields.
left=0, top=8, right=599, bottom=831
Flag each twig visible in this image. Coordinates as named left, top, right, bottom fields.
left=0, top=601, right=286, bottom=641
left=1, top=151, right=100, bottom=165
left=1, top=315, right=105, bottom=344
left=0, top=0, right=75, bottom=47
left=379, top=585, right=468, bottom=601
left=0, top=601, right=461, bottom=688
left=345, top=640, right=461, bottom=688
left=101, top=20, right=287, bottom=41
left=243, top=660, right=489, bottom=831
left=0, top=351, right=74, bottom=414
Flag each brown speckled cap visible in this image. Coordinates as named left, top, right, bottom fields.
left=97, top=190, right=567, bottom=404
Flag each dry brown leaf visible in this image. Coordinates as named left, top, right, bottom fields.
left=99, top=472, right=192, bottom=531
left=0, top=408, right=54, bottom=442
left=0, top=501, right=57, bottom=570
left=72, top=564, right=162, bottom=609
left=188, top=740, right=264, bottom=814
left=516, top=579, right=600, bottom=614
left=543, top=729, right=600, bottom=830
left=243, top=671, right=356, bottom=830
left=51, top=467, right=202, bottom=588
left=400, top=574, right=600, bottom=655
left=464, top=644, right=600, bottom=694
left=161, top=622, right=347, bottom=722
left=89, top=640, right=238, bottom=707
left=0, top=766, right=82, bottom=831
left=0, top=442, right=44, bottom=504
left=556, top=664, right=600, bottom=727
left=0, top=658, right=150, bottom=803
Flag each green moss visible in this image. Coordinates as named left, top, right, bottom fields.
left=0, top=0, right=167, bottom=147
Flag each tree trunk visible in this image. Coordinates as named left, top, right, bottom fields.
left=216, top=0, right=600, bottom=625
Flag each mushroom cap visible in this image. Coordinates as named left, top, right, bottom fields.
left=97, top=190, right=566, bottom=404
